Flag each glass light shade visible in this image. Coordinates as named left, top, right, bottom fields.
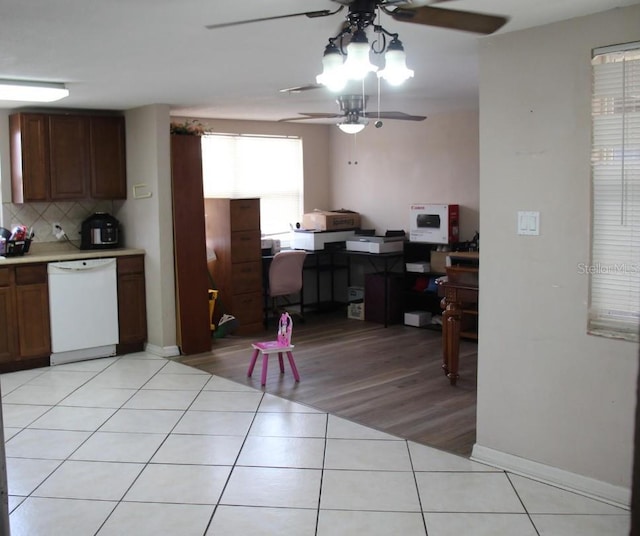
left=0, top=79, right=69, bottom=102
left=378, top=47, right=414, bottom=86
left=343, top=36, right=378, bottom=81
left=316, top=44, right=347, bottom=92
left=337, top=117, right=368, bottom=134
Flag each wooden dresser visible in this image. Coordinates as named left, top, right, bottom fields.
left=204, top=198, right=264, bottom=335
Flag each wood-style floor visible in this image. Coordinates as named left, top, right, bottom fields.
left=176, top=310, right=478, bottom=457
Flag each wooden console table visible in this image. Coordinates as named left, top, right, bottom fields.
left=437, top=253, right=479, bottom=385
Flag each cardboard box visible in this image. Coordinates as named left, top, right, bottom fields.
left=302, top=211, right=361, bottom=231
left=290, top=229, right=356, bottom=251
left=347, top=301, right=365, bottom=320
left=409, top=204, right=459, bottom=244
left=430, top=251, right=449, bottom=274
left=404, top=311, right=432, bottom=327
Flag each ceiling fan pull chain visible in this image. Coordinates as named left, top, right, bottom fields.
left=349, top=134, right=358, bottom=166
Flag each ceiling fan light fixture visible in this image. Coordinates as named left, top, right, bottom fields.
left=316, top=42, right=347, bottom=91
left=343, top=29, right=378, bottom=81
left=0, top=79, right=69, bottom=102
left=378, top=38, right=414, bottom=86
left=337, top=116, right=368, bottom=134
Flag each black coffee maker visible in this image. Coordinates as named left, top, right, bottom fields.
left=80, top=212, right=121, bottom=250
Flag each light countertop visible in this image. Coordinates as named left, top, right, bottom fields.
left=0, top=241, right=145, bottom=266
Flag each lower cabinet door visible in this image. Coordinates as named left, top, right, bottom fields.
left=0, top=286, right=18, bottom=362
left=15, top=284, right=51, bottom=358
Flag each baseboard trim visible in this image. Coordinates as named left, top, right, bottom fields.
left=144, top=343, right=181, bottom=358
left=471, top=443, right=630, bottom=509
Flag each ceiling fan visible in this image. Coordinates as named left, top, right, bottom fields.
left=279, top=94, right=426, bottom=133
left=205, top=0, right=509, bottom=36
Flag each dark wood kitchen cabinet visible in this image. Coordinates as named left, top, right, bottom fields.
left=9, top=112, right=127, bottom=203
left=116, top=255, right=147, bottom=353
left=0, top=268, right=18, bottom=363
left=48, top=114, right=91, bottom=199
left=90, top=116, right=127, bottom=199
left=0, top=264, right=51, bottom=372
left=10, top=113, right=50, bottom=203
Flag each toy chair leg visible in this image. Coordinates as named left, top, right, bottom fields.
left=286, top=351, right=300, bottom=382
left=278, top=352, right=285, bottom=373
left=261, top=353, right=269, bottom=386
left=248, top=349, right=259, bottom=377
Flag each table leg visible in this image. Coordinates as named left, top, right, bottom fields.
left=441, top=299, right=462, bottom=386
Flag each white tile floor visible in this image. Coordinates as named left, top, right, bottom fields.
left=1, top=352, right=630, bottom=535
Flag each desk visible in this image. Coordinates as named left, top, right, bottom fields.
left=263, top=249, right=403, bottom=326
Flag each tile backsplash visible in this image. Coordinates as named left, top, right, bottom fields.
left=2, top=200, right=115, bottom=243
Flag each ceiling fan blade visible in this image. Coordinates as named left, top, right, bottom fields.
left=279, top=84, right=323, bottom=94
left=279, top=113, right=343, bottom=122
left=389, top=5, right=508, bottom=35
left=205, top=6, right=343, bottom=30
left=362, top=111, right=426, bottom=121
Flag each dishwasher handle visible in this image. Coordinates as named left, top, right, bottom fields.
left=47, top=258, right=117, bottom=274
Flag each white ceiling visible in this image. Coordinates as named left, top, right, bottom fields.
left=0, top=0, right=637, bottom=123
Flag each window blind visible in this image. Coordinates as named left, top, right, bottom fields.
left=201, top=134, right=303, bottom=237
left=589, top=43, right=640, bottom=341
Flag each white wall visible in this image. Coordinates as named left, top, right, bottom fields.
left=476, top=6, right=640, bottom=505
left=329, top=110, right=480, bottom=241
left=118, top=104, right=178, bottom=355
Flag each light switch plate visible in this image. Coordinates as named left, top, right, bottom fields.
left=517, top=211, right=540, bottom=235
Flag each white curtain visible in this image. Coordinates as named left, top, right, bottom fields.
left=201, top=134, right=304, bottom=237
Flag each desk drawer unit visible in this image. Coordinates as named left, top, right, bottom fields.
left=230, top=231, right=261, bottom=263
left=205, top=197, right=263, bottom=335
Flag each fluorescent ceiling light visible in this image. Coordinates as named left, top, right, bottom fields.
left=0, top=79, right=69, bottom=102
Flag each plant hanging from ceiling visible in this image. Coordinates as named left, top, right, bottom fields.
left=170, top=119, right=210, bottom=136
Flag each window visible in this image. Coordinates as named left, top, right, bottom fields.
left=589, top=43, right=640, bottom=341
left=201, top=133, right=303, bottom=241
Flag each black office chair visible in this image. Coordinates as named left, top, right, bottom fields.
left=264, top=250, right=307, bottom=327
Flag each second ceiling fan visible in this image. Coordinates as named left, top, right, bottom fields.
left=279, top=94, right=426, bottom=133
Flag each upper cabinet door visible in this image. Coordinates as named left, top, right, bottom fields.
left=10, top=113, right=50, bottom=203
left=48, top=115, right=90, bottom=200
left=90, top=116, right=127, bottom=199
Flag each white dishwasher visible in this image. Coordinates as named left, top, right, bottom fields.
left=48, top=257, right=119, bottom=365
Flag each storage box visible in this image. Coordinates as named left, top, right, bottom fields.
left=430, top=251, right=449, bottom=274
left=347, top=301, right=365, bottom=320
left=347, top=237, right=404, bottom=253
left=409, top=204, right=459, bottom=244
left=404, top=311, right=433, bottom=327
left=348, top=286, right=364, bottom=303
left=405, top=261, right=430, bottom=273
left=290, top=229, right=356, bottom=251
left=302, top=211, right=361, bottom=231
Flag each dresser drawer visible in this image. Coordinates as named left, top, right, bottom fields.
left=231, top=261, right=262, bottom=293
left=230, top=230, right=261, bottom=262
left=230, top=199, right=260, bottom=231
left=230, top=291, right=263, bottom=324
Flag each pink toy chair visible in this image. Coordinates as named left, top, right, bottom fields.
left=264, top=250, right=307, bottom=328
left=248, top=312, right=300, bottom=386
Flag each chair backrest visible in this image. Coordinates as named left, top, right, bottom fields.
left=268, top=250, right=307, bottom=298
left=277, top=312, right=293, bottom=345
